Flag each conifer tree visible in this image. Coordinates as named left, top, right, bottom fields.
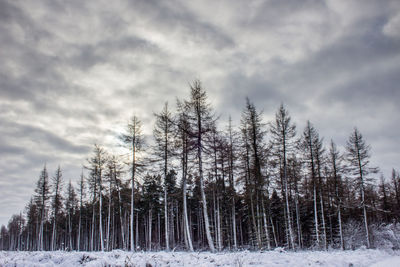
left=328, top=140, right=345, bottom=250
left=270, top=104, right=296, bottom=249
left=185, top=80, right=216, bottom=252
left=120, top=115, right=144, bottom=251
left=176, top=101, right=194, bottom=251
left=346, top=128, right=378, bottom=248
left=50, top=166, right=63, bottom=251
left=153, top=102, right=175, bottom=250
left=240, top=98, right=269, bottom=249
left=34, top=165, right=51, bottom=251
left=65, top=180, right=77, bottom=250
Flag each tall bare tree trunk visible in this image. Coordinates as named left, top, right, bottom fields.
left=99, top=178, right=104, bottom=251
left=131, top=132, right=136, bottom=251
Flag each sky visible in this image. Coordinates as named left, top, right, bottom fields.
left=0, top=0, right=400, bottom=227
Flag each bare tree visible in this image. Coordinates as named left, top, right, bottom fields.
left=270, top=104, right=296, bottom=249
left=50, top=166, right=63, bottom=251
left=300, top=121, right=327, bottom=249
left=346, top=128, right=378, bottom=248
left=328, top=140, right=345, bottom=250
left=227, top=117, right=238, bottom=250
left=86, top=144, right=107, bottom=251
left=77, top=170, right=85, bottom=251
left=185, top=80, right=216, bottom=252
left=120, top=115, right=144, bottom=251
left=34, top=165, right=51, bottom=251
left=240, top=98, right=269, bottom=249
left=153, top=102, right=175, bottom=250
left=176, top=100, right=194, bottom=251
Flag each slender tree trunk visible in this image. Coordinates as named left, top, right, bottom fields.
left=51, top=217, right=56, bottom=251
left=99, top=175, right=104, bottom=251
left=131, top=133, right=136, bottom=251
left=261, top=197, right=271, bottom=249
left=164, top=127, right=170, bottom=251
left=78, top=202, right=82, bottom=251
left=182, top=164, right=194, bottom=251
left=294, top=180, right=302, bottom=248
left=228, top=120, right=238, bottom=250
left=316, top=158, right=327, bottom=250
left=68, top=210, right=73, bottom=250
left=107, top=180, right=112, bottom=251
left=338, top=204, right=344, bottom=250
left=135, top=212, right=139, bottom=250
left=197, top=113, right=215, bottom=252
left=149, top=208, right=152, bottom=251
left=283, top=139, right=295, bottom=249
left=357, top=151, right=370, bottom=248
left=319, top=191, right=327, bottom=250
left=270, top=216, right=278, bottom=247
left=113, top=168, right=125, bottom=250
left=217, top=196, right=222, bottom=251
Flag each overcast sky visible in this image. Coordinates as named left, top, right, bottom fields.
left=1, top=0, right=400, bottom=226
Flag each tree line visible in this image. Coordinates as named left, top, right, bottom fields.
left=1, top=80, right=399, bottom=252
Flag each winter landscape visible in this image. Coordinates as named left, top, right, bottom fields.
left=1, top=0, right=400, bottom=266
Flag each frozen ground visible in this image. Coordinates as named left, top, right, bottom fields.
left=0, top=249, right=399, bottom=267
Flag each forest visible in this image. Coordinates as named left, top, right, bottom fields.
left=1, top=80, right=399, bottom=252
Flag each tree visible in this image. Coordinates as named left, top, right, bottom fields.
left=34, top=164, right=51, bottom=250
left=328, top=140, right=345, bottom=250
left=120, top=115, right=144, bottom=251
left=24, top=197, right=38, bottom=250
left=86, top=144, right=107, bottom=251
left=185, top=80, right=216, bottom=252
left=300, top=121, right=327, bottom=249
left=50, top=166, right=63, bottom=251
left=142, top=174, right=162, bottom=251
left=106, top=155, right=126, bottom=250
left=153, top=102, right=175, bottom=250
left=270, top=104, right=296, bottom=249
left=226, top=117, right=238, bottom=250
left=65, top=180, right=77, bottom=250
left=176, top=100, right=194, bottom=251
left=77, top=170, right=85, bottom=251
left=346, top=128, right=378, bottom=248
left=240, top=98, right=270, bottom=249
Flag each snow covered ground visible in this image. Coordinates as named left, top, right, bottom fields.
left=0, top=249, right=399, bottom=267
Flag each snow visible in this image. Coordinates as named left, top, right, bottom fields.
left=0, top=249, right=399, bottom=267
left=370, top=256, right=400, bottom=267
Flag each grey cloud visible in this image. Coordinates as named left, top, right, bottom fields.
left=0, top=120, right=90, bottom=154
left=128, top=0, right=235, bottom=50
